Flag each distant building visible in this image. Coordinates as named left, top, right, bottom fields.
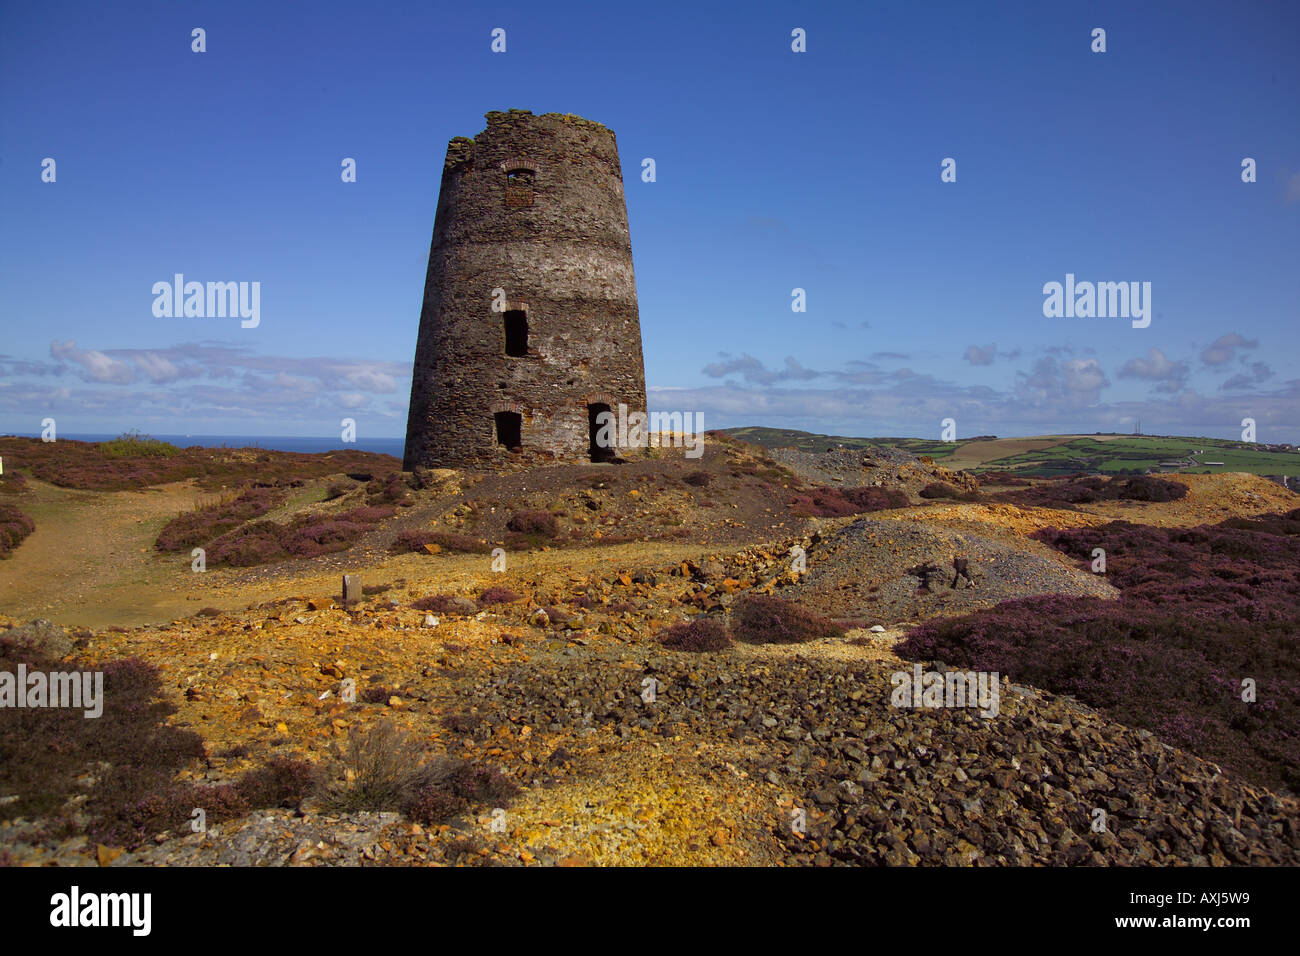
left=403, top=110, right=647, bottom=469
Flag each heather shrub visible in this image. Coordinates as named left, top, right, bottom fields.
left=390, top=529, right=436, bottom=554
left=205, top=506, right=392, bottom=567
left=896, top=514, right=1300, bottom=793
left=995, top=474, right=1187, bottom=508
left=442, top=711, right=483, bottom=734
left=361, top=685, right=398, bottom=704
left=506, top=510, right=559, bottom=537
left=683, top=470, right=712, bottom=488
left=788, top=485, right=909, bottom=518
left=477, top=587, right=521, bottom=608
left=345, top=505, right=397, bottom=523
left=410, top=594, right=461, bottom=613
left=732, top=595, right=844, bottom=644
left=323, top=482, right=350, bottom=501
left=1220, top=508, right=1300, bottom=536
left=204, top=520, right=288, bottom=566
left=234, top=757, right=319, bottom=809
left=102, top=759, right=314, bottom=846
left=280, top=518, right=358, bottom=557
left=918, top=482, right=965, bottom=499
left=405, top=759, right=520, bottom=826
left=0, top=471, right=28, bottom=495
left=1, top=650, right=207, bottom=846
left=366, top=472, right=412, bottom=507
left=0, top=640, right=315, bottom=848
left=433, top=759, right=520, bottom=804
left=155, top=486, right=285, bottom=552
left=405, top=787, right=466, bottom=825
left=390, top=530, right=490, bottom=554
left=0, top=504, right=35, bottom=558
left=843, top=486, right=910, bottom=510
left=1114, top=475, right=1188, bottom=502
left=97, top=782, right=247, bottom=846
left=0, top=435, right=396, bottom=493
left=658, top=616, right=731, bottom=652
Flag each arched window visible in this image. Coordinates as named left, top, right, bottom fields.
left=501, top=159, right=538, bottom=207
left=505, top=169, right=534, bottom=206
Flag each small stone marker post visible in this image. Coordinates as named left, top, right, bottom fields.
left=342, top=574, right=361, bottom=605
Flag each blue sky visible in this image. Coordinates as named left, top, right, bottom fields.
left=2, top=0, right=1297, bottom=443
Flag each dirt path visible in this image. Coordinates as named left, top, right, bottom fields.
left=0, top=473, right=781, bottom=631
left=0, top=479, right=215, bottom=628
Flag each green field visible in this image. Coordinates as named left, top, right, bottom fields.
left=983, top=436, right=1300, bottom=476
left=721, top=427, right=1300, bottom=477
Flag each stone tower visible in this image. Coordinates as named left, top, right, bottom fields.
left=402, top=110, right=648, bottom=470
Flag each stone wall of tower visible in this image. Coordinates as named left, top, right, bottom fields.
left=403, top=109, right=648, bottom=470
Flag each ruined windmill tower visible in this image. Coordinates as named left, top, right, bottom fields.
left=403, top=110, right=648, bottom=470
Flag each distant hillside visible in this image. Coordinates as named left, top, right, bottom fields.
left=720, top=427, right=1300, bottom=478
left=720, top=427, right=958, bottom=459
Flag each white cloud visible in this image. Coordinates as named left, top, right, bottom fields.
left=1201, top=333, right=1257, bottom=367
left=50, top=340, right=135, bottom=384
left=132, top=352, right=181, bottom=384
left=1119, top=348, right=1190, bottom=393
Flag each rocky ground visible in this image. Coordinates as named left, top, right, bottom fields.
left=1, top=440, right=1297, bottom=866
left=770, top=444, right=979, bottom=496
left=792, top=517, right=1117, bottom=624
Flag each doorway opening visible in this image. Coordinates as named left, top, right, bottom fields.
left=494, top=411, right=522, bottom=450
left=587, top=403, right=615, bottom=462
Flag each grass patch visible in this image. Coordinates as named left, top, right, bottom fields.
left=98, top=430, right=180, bottom=459
left=329, top=720, right=517, bottom=825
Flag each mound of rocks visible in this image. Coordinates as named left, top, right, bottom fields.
left=476, top=647, right=1300, bottom=866
left=793, top=518, right=1116, bottom=624
left=770, top=445, right=978, bottom=497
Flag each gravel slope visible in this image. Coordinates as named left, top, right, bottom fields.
left=794, top=517, right=1117, bottom=625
